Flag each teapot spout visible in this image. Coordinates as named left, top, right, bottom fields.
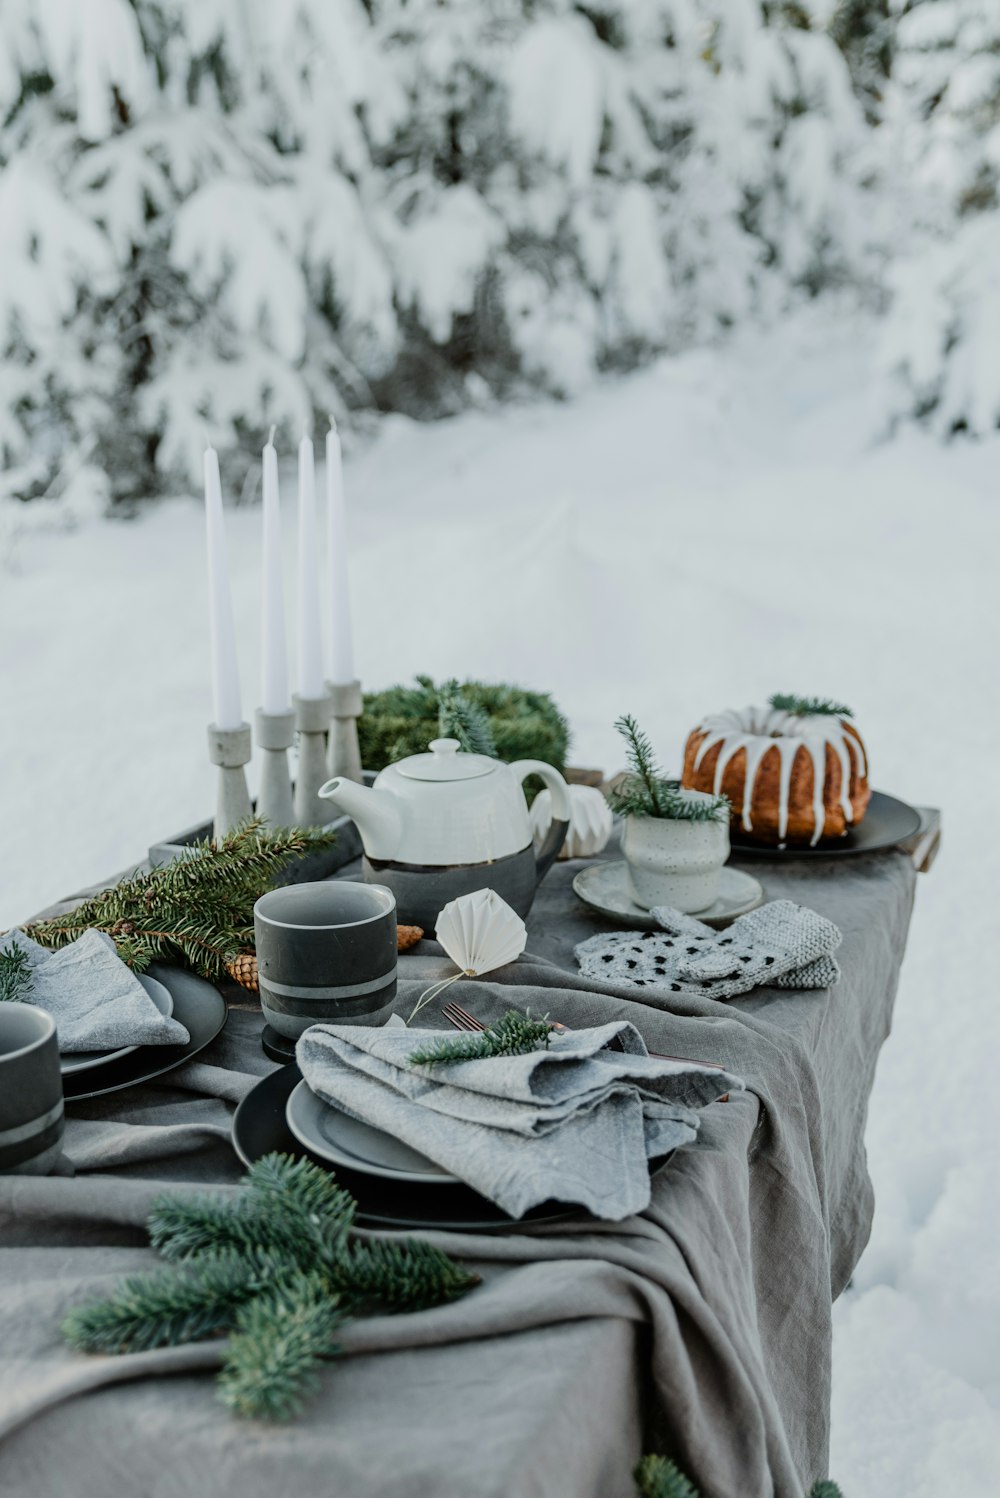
left=318, top=777, right=402, bottom=861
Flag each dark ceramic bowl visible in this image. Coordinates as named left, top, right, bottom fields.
left=254, top=881, right=397, bottom=1040
left=0, top=1006, right=64, bottom=1175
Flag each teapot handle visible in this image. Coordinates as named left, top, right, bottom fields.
left=509, top=761, right=571, bottom=884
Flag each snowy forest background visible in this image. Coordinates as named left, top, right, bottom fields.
left=3, top=0, right=1000, bottom=518
left=3, top=5, right=1000, bottom=1496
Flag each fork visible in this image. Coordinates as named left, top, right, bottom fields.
left=441, top=999, right=730, bottom=1099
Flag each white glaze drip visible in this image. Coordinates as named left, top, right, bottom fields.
left=693, top=704, right=865, bottom=844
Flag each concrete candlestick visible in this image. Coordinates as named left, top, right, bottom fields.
left=254, top=707, right=295, bottom=827
left=208, top=723, right=253, bottom=839
left=327, top=678, right=363, bottom=784
left=294, top=692, right=335, bottom=826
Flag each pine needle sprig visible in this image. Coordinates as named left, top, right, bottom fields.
left=63, top=1154, right=479, bottom=1421
left=634, top=1454, right=701, bottom=1498
left=769, top=693, right=853, bottom=718
left=61, top=1249, right=285, bottom=1355
left=0, top=945, right=33, bottom=1003
left=608, top=716, right=730, bottom=823
left=218, top=1276, right=344, bottom=1422
left=409, top=1010, right=552, bottom=1066
left=22, top=821, right=336, bottom=982
left=330, top=1237, right=480, bottom=1314
left=437, top=679, right=498, bottom=757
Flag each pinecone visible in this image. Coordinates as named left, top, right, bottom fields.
left=225, top=924, right=424, bottom=993
left=226, top=952, right=259, bottom=991
left=396, top=923, right=424, bottom=952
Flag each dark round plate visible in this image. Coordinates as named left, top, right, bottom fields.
left=62, top=965, right=228, bottom=1101
left=729, top=789, right=922, bottom=859
left=233, top=1064, right=592, bottom=1233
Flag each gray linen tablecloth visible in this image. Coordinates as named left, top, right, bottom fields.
left=0, top=850, right=916, bottom=1498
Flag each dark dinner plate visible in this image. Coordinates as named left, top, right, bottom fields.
left=729, top=789, right=922, bottom=859
left=62, top=965, right=228, bottom=1101
left=233, top=1063, right=596, bottom=1233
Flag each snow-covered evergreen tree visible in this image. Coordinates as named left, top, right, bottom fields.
left=0, top=0, right=878, bottom=507
left=881, top=1, right=1000, bottom=434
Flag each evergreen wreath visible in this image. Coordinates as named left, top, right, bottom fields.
left=63, top=1153, right=478, bottom=1421
left=634, top=1454, right=843, bottom=1498
left=21, top=820, right=336, bottom=982
left=409, top=1011, right=551, bottom=1066
left=608, top=716, right=730, bottom=823
left=358, top=677, right=569, bottom=772
left=0, top=945, right=33, bottom=1004
left=768, top=694, right=853, bottom=719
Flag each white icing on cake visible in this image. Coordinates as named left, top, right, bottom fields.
left=692, top=705, right=867, bottom=846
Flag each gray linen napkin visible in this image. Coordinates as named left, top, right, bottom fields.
left=0, top=929, right=190, bottom=1051
left=576, top=898, right=841, bottom=1000
left=296, top=1020, right=742, bottom=1221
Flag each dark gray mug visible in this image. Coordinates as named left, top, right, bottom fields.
left=0, top=1006, right=64, bottom=1175
left=254, top=881, right=397, bottom=1040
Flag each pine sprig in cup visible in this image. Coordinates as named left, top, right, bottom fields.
left=609, top=716, right=729, bottom=822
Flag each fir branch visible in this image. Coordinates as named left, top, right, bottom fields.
left=409, top=1011, right=552, bottom=1066
left=634, top=1454, right=701, bottom=1498
left=23, top=821, right=336, bottom=982
left=437, top=679, right=498, bottom=756
left=769, top=694, right=853, bottom=718
left=218, top=1276, right=343, bottom=1422
left=330, top=1237, right=480, bottom=1314
left=808, top=1484, right=844, bottom=1498
left=61, top=1250, right=283, bottom=1355
left=0, top=945, right=33, bottom=1004
left=64, top=1155, right=477, bottom=1422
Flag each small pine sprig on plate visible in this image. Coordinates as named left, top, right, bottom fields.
left=0, top=944, right=33, bottom=1004
left=769, top=693, right=853, bottom=719
left=608, top=715, right=730, bottom=823
left=62, top=1153, right=478, bottom=1421
left=409, top=1010, right=552, bottom=1066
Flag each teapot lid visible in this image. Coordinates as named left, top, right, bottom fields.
left=396, top=738, right=496, bottom=783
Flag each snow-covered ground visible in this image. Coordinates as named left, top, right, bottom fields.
left=2, top=306, right=998, bottom=1493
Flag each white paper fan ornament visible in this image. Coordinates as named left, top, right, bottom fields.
left=530, top=784, right=613, bottom=859
left=407, top=888, right=527, bottom=1023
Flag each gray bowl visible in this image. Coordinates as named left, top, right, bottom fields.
left=0, top=1006, right=64, bottom=1175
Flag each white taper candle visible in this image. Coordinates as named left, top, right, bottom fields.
left=203, top=445, right=243, bottom=730
left=260, top=430, right=290, bottom=714
left=326, top=418, right=355, bottom=686
left=296, top=433, right=325, bottom=699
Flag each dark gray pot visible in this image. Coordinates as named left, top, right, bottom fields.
left=254, top=881, right=397, bottom=1039
left=0, top=1007, right=64, bottom=1175
left=364, top=822, right=568, bottom=935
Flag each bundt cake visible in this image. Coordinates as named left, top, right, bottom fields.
left=681, top=695, right=870, bottom=847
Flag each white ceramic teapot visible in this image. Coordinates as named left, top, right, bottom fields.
left=319, top=739, right=571, bottom=932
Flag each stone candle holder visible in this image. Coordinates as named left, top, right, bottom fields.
left=208, top=723, right=253, bottom=839
left=254, top=707, right=295, bottom=827
left=294, top=692, right=335, bottom=826
left=327, top=678, right=363, bottom=784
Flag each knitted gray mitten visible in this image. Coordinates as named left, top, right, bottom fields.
left=575, top=899, right=841, bottom=1000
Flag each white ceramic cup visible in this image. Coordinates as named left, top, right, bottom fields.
left=622, top=798, right=730, bottom=913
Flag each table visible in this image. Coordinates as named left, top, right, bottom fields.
left=0, top=846, right=918, bottom=1498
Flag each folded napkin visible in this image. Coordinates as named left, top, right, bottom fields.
left=0, top=929, right=190, bottom=1052
left=576, top=898, right=842, bottom=1000
left=297, top=1020, right=741, bottom=1221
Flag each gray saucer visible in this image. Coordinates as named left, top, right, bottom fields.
left=573, top=861, right=764, bottom=930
